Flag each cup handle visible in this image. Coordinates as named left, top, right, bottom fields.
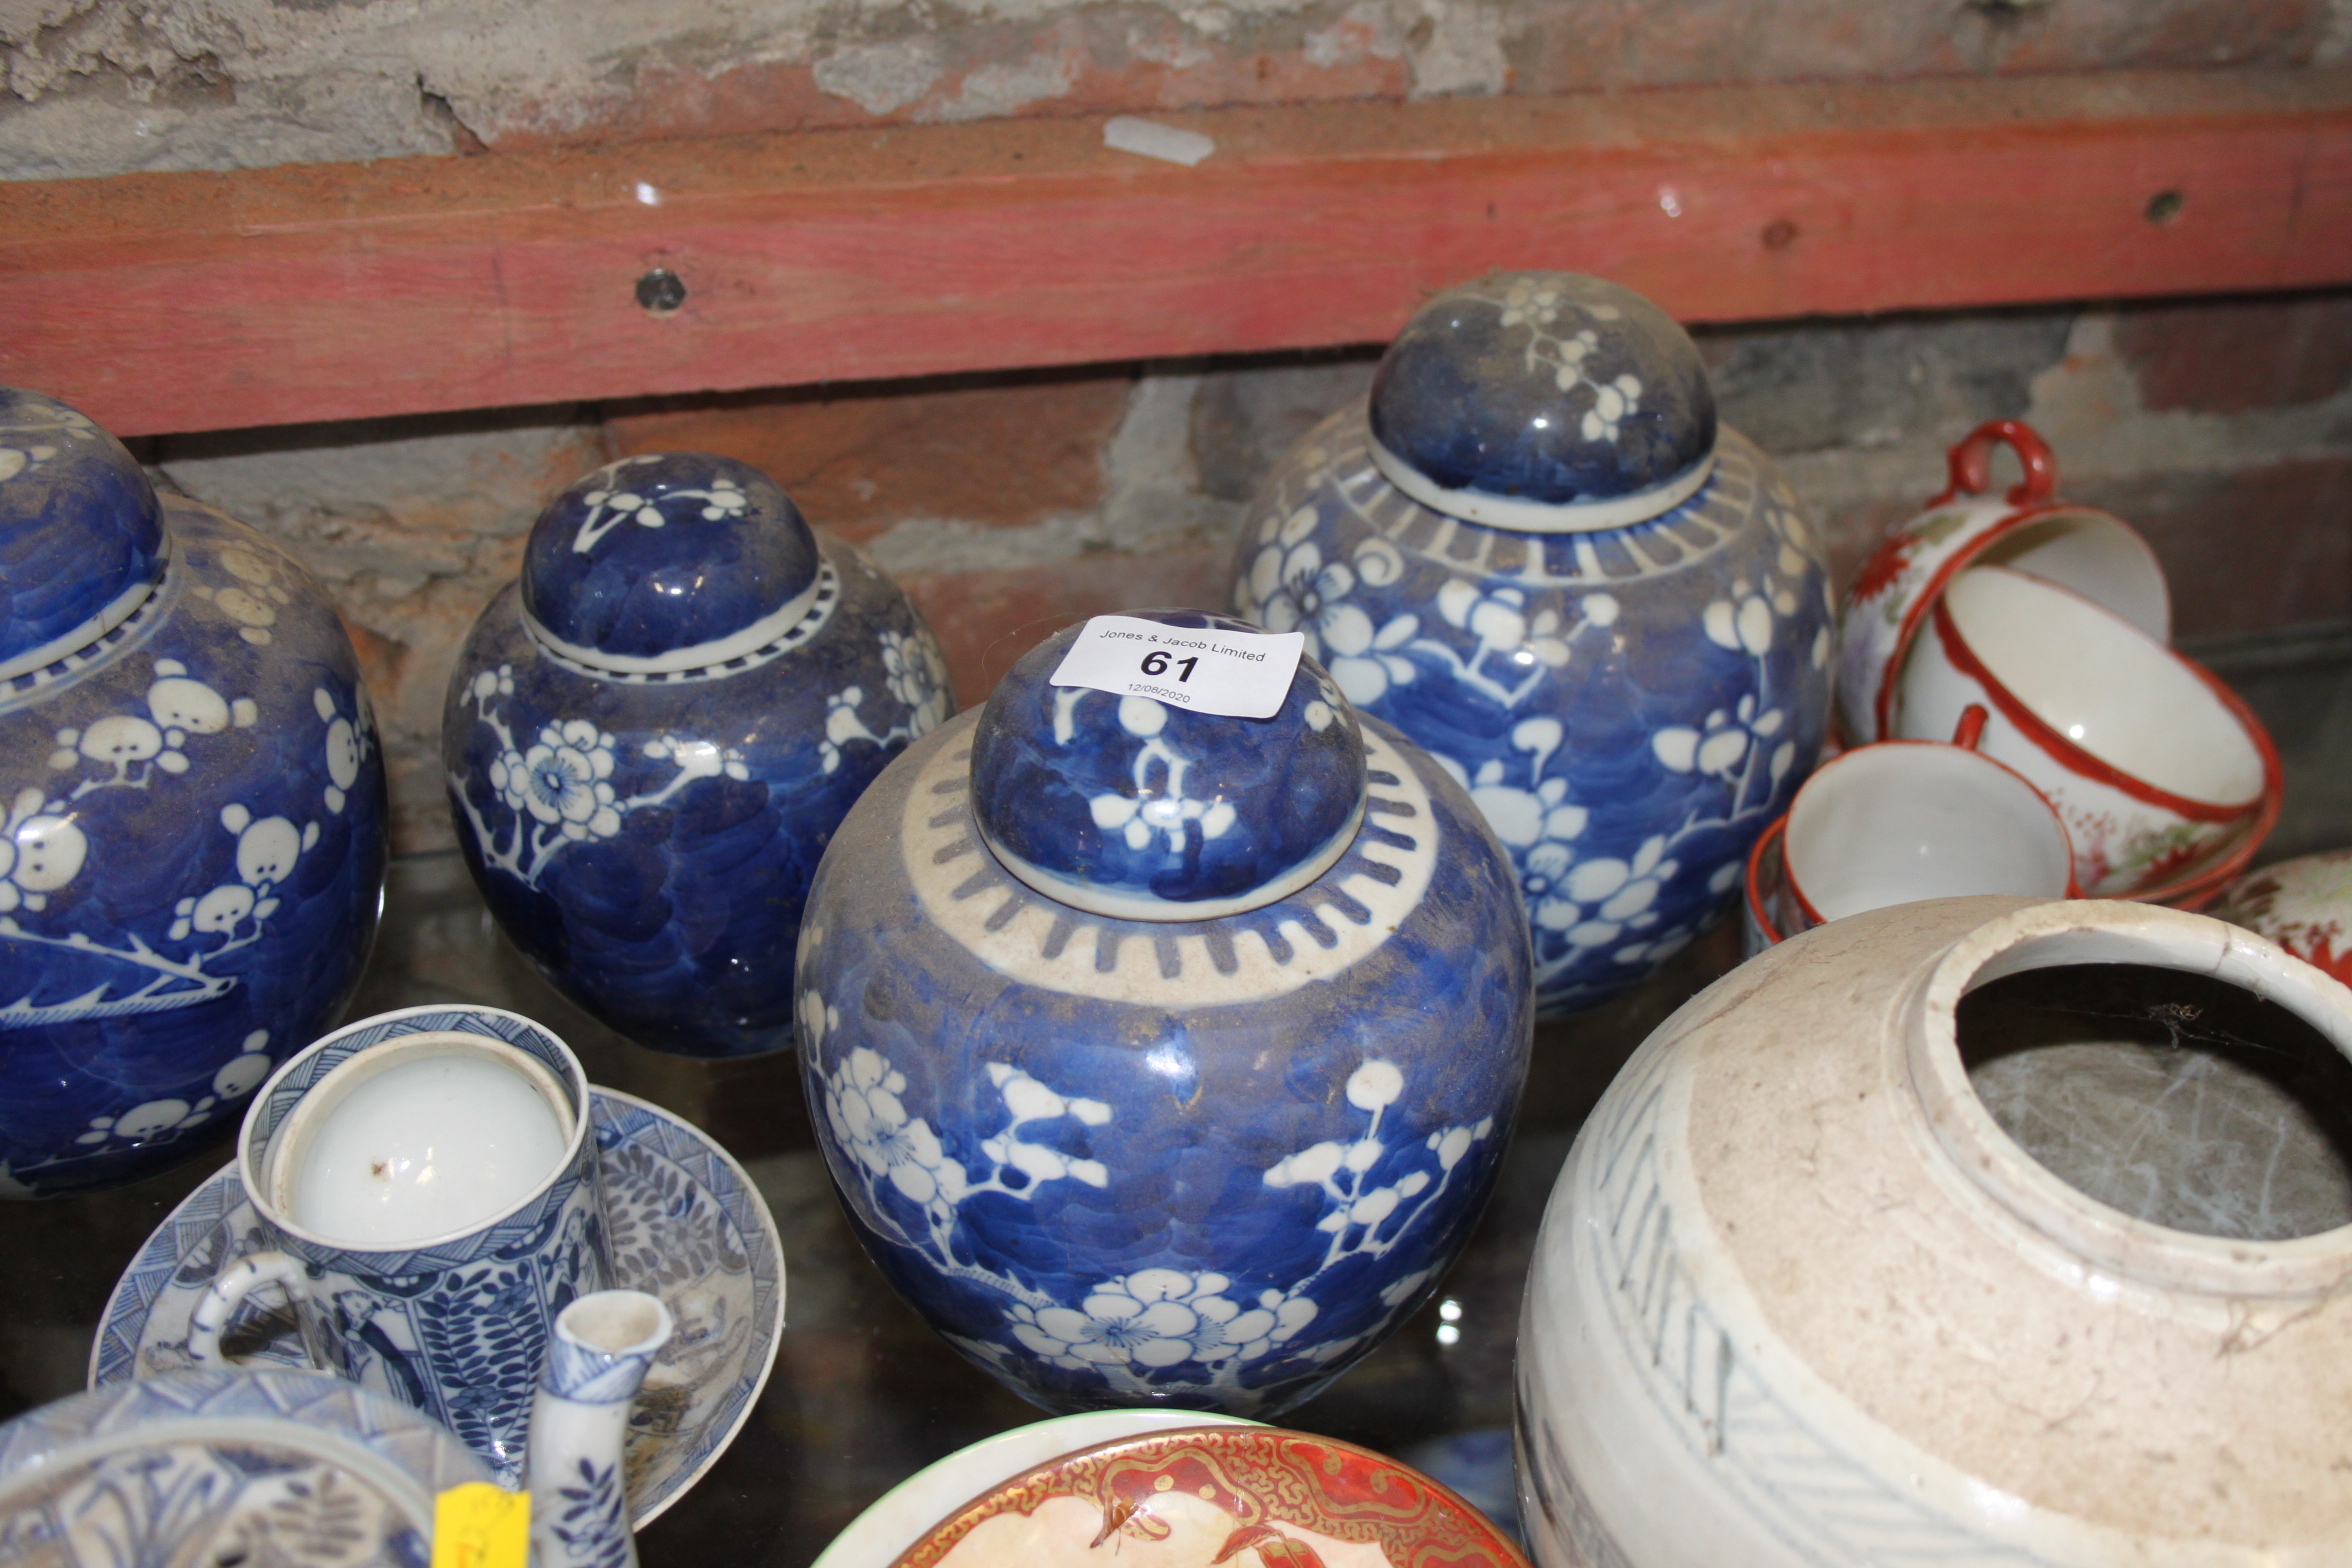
left=1952, top=704, right=1990, bottom=751
left=188, top=1250, right=316, bottom=1368
left=1929, top=420, right=2058, bottom=508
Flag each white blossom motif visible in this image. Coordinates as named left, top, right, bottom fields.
left=457, top=665, right=750, bottom=889
left=314, top=685, right=373, bottom=815
left=1008, top=1268, right=1304, bottom=1372
left=69, top=1029, right=272, bottom=1153
left=880, top=628, right=952, bottom=733
left=184, top=543, right=297, bottom=650
left=0, top=658, right=321, bottom=1030
left=813, top=1017, right=1491, bottom=1407
left=1244, top=518, right=1421, bottom=706
left=567, top=457, right=750, bottom=555
left=818, top=1035, right=1109, bottom=1250
left=1075, top=693, right=1237, bottom=855
left=1491, top=278, right=1644, bottom=445
left=0, top=399, right=101, bottom=483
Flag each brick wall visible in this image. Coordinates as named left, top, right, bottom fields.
left=5, top=0, right=2344, bottom=179
left=12, top=2, right=2350, bottom=855
left=133, top=290, right=2352, bottom=854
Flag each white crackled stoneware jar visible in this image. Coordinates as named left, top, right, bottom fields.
left=1516, top=894, right=2352, bottom=1566
left=0, top=388, right=387, bottom=1198
left=1231, top=272, right=1834, bottom=1016
left=444, top=452, right=953, bottom=1057
left=796, top=609, right=1533, bottom=1417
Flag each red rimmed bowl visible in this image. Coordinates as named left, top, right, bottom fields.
left=886, top=1425, right=1527, bottom=1568
left=1836, top=419, right=2168, bottom=746
left=1894, top=565, right=2277, bottom=901
left=1743, top=721, right=2079, bottom=950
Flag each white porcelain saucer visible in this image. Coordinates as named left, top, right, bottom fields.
left=88, top=1087, right=783, bottom=1528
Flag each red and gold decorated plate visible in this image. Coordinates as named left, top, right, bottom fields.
left=888, top=1425, right=1528, bottom=1568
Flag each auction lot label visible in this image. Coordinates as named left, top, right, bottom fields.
left=1049, top=616, right=1304, bottom=718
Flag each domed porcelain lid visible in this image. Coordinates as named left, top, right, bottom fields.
left=0, top=388, right=167, bottom=683
left=970, top=610, right=1368, bottom=921
left=1368, top=271, right=1717, bottom=533
left=521, top=452, right=823, bottom=674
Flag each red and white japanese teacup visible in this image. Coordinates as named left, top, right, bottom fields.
left=1835, top=419, right=2169, bottom=746
left=1746, top=709, right=2079, bottom=945
left=1894, top=564, right=2277, bottom=900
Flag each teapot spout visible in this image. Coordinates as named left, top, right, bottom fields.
left=526, top=1289, right=674, bottom=1568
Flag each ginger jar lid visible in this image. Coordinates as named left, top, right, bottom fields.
left=970, top=610, right=1368, bottom=921
left=0, top=388, right=167, bottom=683
left=1367, top=270, right=1718, bottom=534
left=521, top=452, right=822, bottom=675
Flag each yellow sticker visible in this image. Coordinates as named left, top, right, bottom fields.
left=432, top=1482, right=530, bottom=1568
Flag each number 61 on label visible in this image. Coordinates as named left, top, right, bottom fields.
left=1050, top=616, right=1305, bottom=720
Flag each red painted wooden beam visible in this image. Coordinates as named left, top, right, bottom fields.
left=4, top=68, right=2349, bottom=438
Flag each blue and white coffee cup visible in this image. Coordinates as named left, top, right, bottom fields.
left=187, top=1004, right=610, bottom=1482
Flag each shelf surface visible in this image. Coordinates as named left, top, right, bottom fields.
left=4, top=68, right=2350, bottom=437
left=0, top=629, right=2344, bottom=1562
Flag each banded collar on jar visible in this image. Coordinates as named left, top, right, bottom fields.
left=969, top=610, right=1368, bottom=922
left=1367, top=271, right=1717, bottom=533
left=0, top=388, right=170, bottom=683
left=519, top=452, right=826, bottom=678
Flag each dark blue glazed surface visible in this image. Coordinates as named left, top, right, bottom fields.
left=970, top=611, right=1365, bottom=913
left=521, top=453, right=820, bottom=664
left=0, top=391, right=166, bottom=674
left=447, top=531, right=953, bottom=1057
left=1234, top=410, right=1832, bottom=1016
left=799, top=710, right=1533, bottom=1417
left=1368, top=273, right=1715, bottom=509
left=0, top=495, right=387, bottom=1198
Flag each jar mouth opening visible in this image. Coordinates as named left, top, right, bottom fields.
left=1910, top=900, right=2352, bottom=1296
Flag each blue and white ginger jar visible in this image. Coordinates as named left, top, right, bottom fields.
left=1230, top=272, right=1834, bottom=1015
left=0, top=389, right=387, bottom=1198
left=796, top=609, right=1533, bottom=1416
left=444, top=452, right=953, bottom=1057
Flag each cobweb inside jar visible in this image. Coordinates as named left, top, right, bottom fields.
left=1958, top=962, right=2352, bottom=1241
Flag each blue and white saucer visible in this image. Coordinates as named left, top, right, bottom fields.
left=88, top=1088, right=783, bottom=1527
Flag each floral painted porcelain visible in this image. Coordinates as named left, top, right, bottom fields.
left=1837, top=419, right=2169, bottom=746
left=92, top=1084, right=785, bottom=1528
left=815, top=1410, right=1262, bottom=1568
left=1231, top=273, right=1833, bottom=1016
left=0, top=389, right=387, bottom=1197
left=528, top=1290, right=675, bottom=1568
left=1517, top=895, right=2352, bottom=1566
left=0, top=1367, right=490, bottom=1568
left=1895, top=566, right=2275, bottom=900
left=890, top=1425, right=1529, bottom=1568
left=2211, top=849, right=2352, bottom=985
left=798, top=610, right=1532, bottom=1416
left=445, top=452, right=952, bottom=1056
